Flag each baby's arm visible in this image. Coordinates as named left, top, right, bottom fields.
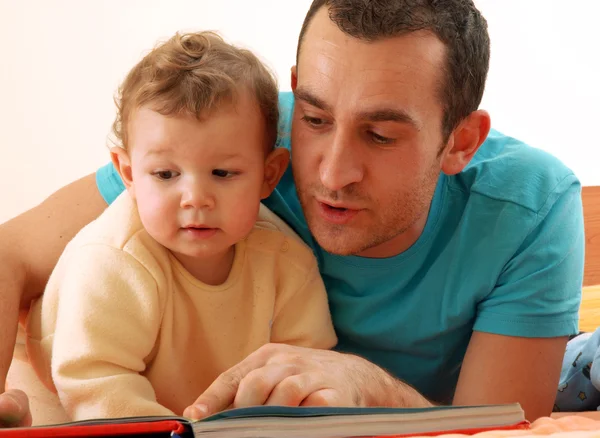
left=270, top=255, right=337, bottom=350
left=48, top=244, right=174, bottom=420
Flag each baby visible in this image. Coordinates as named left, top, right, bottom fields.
left=25, top=31, right=337, bottom=422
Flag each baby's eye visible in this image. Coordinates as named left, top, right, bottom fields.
left=153, top=170, right=179, bottom=180
left=212, top=169, right=235, bottom=178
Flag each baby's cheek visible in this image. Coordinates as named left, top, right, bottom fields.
left=229, top=197, right=262, bottom=231
left=136, top=193, right=174, bottom=232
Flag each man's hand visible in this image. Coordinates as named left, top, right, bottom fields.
left=183, top=343, right=432, bottom=419
left=0, top=389, right=31, bottom=428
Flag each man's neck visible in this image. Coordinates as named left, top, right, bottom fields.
left=357, top=212, right=428, bottom=258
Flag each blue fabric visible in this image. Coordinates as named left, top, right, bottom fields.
left=556, top=330, right=600, bottom=412
left=96, top=162, right=126, bottom=205
left=96, top=91, right=584, bottom=403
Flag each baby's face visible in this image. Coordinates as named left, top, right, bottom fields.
left=125, top=91, right=270, bottom=263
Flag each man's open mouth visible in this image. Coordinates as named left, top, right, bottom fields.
left=322, top=203, right=348, bottom=212
left=317, top=201, right=360, bottom=225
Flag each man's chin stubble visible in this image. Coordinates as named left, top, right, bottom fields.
left=310, top=223, right=387, bottom=256
left=309, top=216, right=423, bottom=257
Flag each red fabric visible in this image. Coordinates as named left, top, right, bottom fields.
left=0, top=419, right=529, bottom=438
left=0, top=419, right=186, bottom=437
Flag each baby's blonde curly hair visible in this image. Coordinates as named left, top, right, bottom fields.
left=111, top=31, right=279, bottom=150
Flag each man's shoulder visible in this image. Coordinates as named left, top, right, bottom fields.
left=451, top=129, right=579, bottom=214
left=276, top=91, right=295, bottom=150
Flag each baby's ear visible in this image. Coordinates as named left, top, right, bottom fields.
left=110, top=147, right=136, bottom=198
left=260, top=148, right=290, bottom=199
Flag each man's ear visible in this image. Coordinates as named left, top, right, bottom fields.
left=261, top=148, right=290, bottom=199
left=441, top=110, right=491, bottom=175
left=291, top=66, right=298, bottom=91
left=110, top=147, right=136, bottom=197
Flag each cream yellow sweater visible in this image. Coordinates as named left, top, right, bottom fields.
left=25, top=193, right=337, bottom=421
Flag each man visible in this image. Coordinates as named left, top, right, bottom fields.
left=0, top=0, right=583, bottom=426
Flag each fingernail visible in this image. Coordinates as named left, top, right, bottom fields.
left=184, top=404, right=208, bottom=420
left=194, top=404, right=208, bottom=415
left=192, top=404, right=209, bottom=420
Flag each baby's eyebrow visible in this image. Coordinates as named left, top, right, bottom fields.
left=144, top=147, right=171, bottom=157
left=215, top=152, right=243, bottom=160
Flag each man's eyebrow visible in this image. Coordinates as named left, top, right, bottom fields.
left=295, top=87, right=421, bottom=130
left=294, top=87, right=332, bottom=113
left=359, top=109, right=421, bottom=131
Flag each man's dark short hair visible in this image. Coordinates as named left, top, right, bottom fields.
left=297, top=0, right=490, bottom=140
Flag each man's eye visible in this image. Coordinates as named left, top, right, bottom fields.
left=301, top=115, right=326, bottom=127
left=153, top=170, right=179, bottom=180
left=212, top=169, right=235, bottom=178
left=370, top=132, right=394, bottom=145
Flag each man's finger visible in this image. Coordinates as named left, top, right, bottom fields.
left=234, top=364, right=300, bottom=408
left=0, top=389, right=32, bottom=428
left=265, top=372, right=325, bottom=407
left=184, top=346, right=276, bottom=419
left=301, top=388, right=353, bottom=407
left=184, top=369, right=243, bottom=419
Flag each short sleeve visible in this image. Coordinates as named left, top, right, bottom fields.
left=96, top=162, right=126, bottom=205
left=474, top=176, right=584, bottom=338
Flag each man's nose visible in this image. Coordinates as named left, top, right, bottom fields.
left=319, top=130, right=364, bottom=191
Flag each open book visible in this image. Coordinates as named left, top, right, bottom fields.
left=0, top=403, right=529, bottom=438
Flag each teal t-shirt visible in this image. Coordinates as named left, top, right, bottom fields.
left=96, top=92, right=583, bottom=403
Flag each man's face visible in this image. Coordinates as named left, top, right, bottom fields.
left=291, top=7, right=449, bottom=257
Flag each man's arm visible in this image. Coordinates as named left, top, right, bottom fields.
left=0, top=173, right=107, bottom=426
left=453, top=176, right=583, bottom=421
left=454, top=332, right=567, bottom=421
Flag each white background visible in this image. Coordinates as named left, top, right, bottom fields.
left=0, top=0, right=598, bottom=223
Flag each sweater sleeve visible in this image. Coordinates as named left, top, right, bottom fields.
left=48, top=243, right=174, bottom=420
left=270, top=259, right=337, bottom=350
